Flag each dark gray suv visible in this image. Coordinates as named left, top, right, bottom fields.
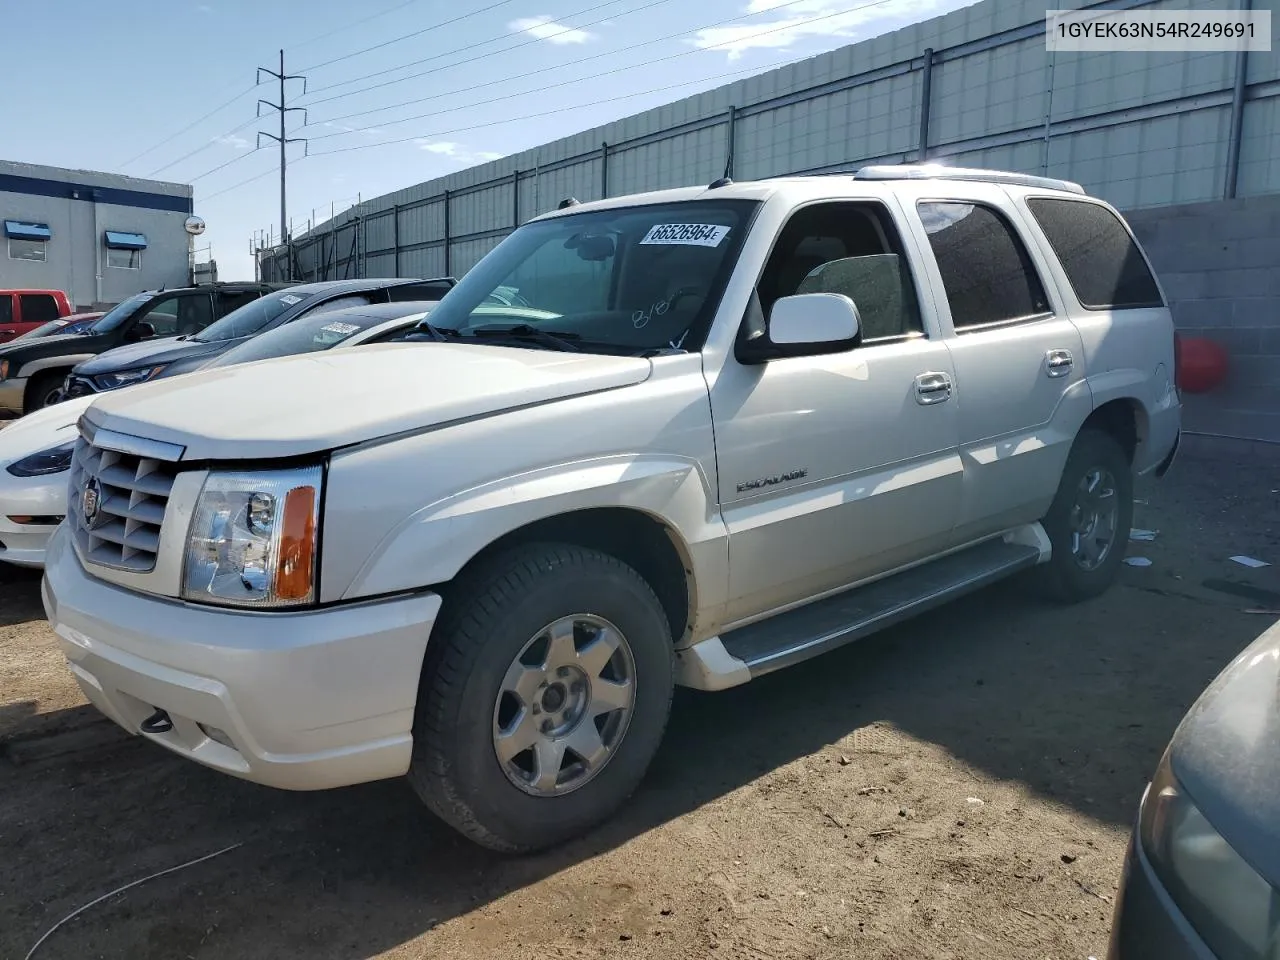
left=62, top=277, right=454, bottom=401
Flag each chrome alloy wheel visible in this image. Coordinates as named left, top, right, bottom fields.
left=1069, top=467, right=1119, bottom=571
left=492, top=614, right=637, bottom=797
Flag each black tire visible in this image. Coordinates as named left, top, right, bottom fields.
left=408, top=542, right=675, bottom=853
left=25, top=371, right=67, bottom=413
left=1032, top=427, right=1134, bottom=603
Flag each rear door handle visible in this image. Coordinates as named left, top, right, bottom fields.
left=1046, top=349, right=1074, bottom=378
left=915, top=371, right=953, bottom=405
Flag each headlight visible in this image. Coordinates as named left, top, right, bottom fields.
left=6, top=439, right=76, bottom=477
left=94, top=365, right=167, bottom=390
left=182, top=466, right=322, bottom=608
left=1140, top=749, right=1280, bottom=959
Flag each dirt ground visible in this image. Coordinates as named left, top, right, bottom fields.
left=2, top=453, right=1278, bottom=960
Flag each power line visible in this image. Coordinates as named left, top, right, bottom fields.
left=126, top=0, right=645, bottom=182
left=297, top=0, right=525, bottom=72
left=309, top=54, right=802, bottom=158
left=146, top=115, right=261, bottom=178
left=200, top=164, right=280, bottom=203
left=299, top=0, right=652, bottom=105
left=118, top=83, right=259, bottom=170
left=290, top=0, right=429, bottom=52
left=311, top=0, right=825, bottom=130
left=308, top=0, right=895, bottom=143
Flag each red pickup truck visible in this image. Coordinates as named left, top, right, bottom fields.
left=0, top=289, right=73, bottom=342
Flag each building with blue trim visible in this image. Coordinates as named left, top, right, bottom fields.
left=0, top=160, right=194, bottom=310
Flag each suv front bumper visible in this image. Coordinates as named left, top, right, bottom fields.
left=0, top=376, right=27, bottom=415
left=41, top=525, right=440, bottom=790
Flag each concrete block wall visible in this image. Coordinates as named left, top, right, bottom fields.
left=1125, top=194, right=1280, bottom=444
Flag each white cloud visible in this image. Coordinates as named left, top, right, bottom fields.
left=415, top=141, right=506, bottom=165
left=213, top=133, right=250, bottom=150
left=417, top=141, right=460, bottom=156
left=693, top=0, right=950, bottom=60
left=509, top=16, right=595, bottom=44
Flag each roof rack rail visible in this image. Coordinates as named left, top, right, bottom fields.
left=852, top=163, right=1086, bottom=195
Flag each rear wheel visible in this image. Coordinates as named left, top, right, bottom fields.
left=408, top=542, right=675, bottom=853
left=1032, top=427, right=1133, bottom=603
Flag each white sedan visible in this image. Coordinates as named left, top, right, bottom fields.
left=0, top=303, right=434, bottom=568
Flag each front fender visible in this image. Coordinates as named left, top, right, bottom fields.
left=17, top=355, right=94, bottom=379
left=337, top=453, right=730, bottom=637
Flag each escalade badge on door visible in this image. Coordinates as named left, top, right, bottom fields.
left=736, top=469, right=808, bottom=493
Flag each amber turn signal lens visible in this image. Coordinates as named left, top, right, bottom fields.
left=274, top=486, right=317, bottom=601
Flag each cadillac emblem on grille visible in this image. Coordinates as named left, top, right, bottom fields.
left=81, top=476, right=102, bottom=527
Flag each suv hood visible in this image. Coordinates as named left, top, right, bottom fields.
left=74, top=336, right=216, bottom=375
left=81, top=341, right=653, bottom=461
left=1171, top=618, right=1280, bottom=887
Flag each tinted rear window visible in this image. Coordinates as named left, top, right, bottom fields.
left=1026, top=198, right=1163, bottom=310
left=20, top=294, right=61, bottom=324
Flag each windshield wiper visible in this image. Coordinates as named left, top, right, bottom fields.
left=463, top=324, right=582, bottom=353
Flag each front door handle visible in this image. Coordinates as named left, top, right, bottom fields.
left=915, top=371, right=953, bottom=405
left=1046, top=349, right=1074, bottom=378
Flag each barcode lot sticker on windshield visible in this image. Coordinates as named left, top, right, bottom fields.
left=319, top=321, right=360, bottom=336
left=279, top=294, right=304, bottom=305
left=640, top=223, right=731, bottom=247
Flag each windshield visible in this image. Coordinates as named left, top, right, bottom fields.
left=193, top=288, right=319, bottom=343
left=426, top=199, right=760, bottom=354
left=203, top=309, right=422, bottom=369
left=88, top=293, right=151, bottom=334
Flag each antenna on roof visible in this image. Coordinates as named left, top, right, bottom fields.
left=558, top=197, right=579, bottom=209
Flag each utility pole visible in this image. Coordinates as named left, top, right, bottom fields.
left=256, top=50, right=307, bottom=280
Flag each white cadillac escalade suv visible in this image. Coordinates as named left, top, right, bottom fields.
left=43, top=166, right=1181, bottom=853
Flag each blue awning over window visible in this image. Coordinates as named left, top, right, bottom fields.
left=104, top=231, right=148, bottom=250
left=4, top=220, right=51, bottom=241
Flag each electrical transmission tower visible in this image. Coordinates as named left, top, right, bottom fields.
left=256, top=50, right=307, bottom=279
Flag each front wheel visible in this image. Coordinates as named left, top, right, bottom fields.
left=26, top=371, right=67, bottom=412
left=1032, top=428, right=1134, bottom=603
left=408, top=542, right=675, bottom=853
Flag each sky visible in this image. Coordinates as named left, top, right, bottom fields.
left=5, top=0, right=980, bottom=281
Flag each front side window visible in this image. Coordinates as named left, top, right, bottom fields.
left=425, top=199, right=760, bottom=354
left=1026, top=198, right=1163, bottom=310
left=918, top=201, right=1050, bottom=331
left=107, top=248, right=142, bottom=269
left=145, top=294, right=213, bottom=337
left=20, top=294, right=60, bottom=324
left=0, top=297, right=12, bottom=324
left=755, top=201, right=924, bottom=341
left=131, top=294, right=185, bottom=337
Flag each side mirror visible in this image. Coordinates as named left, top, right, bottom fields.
left=127, top=321, right=157, bottom=342
left=738, top=292, right=860, bottom=364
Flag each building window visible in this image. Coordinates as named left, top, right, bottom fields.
left=4, top=220, right=51, bottom=262
left=104, top=230, right=147, bottom=270
left=107, top=248, right=143, bottom=269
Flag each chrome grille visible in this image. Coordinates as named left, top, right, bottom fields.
left=68, top=430, right=179, bottom=573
